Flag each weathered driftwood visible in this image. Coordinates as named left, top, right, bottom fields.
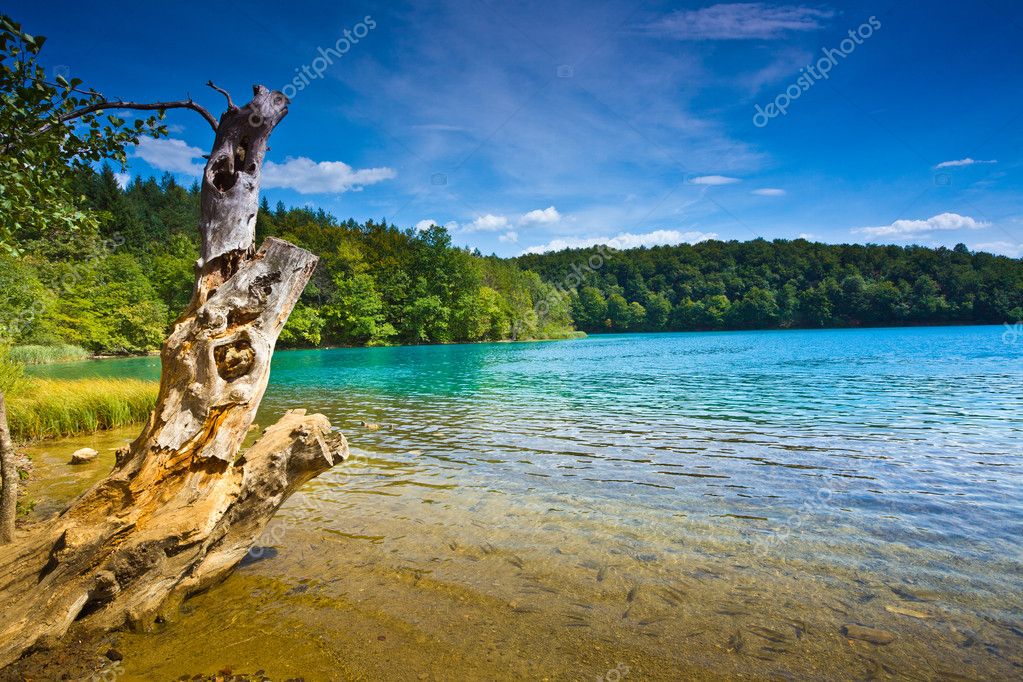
left=0, top=85, right=346, bottom=667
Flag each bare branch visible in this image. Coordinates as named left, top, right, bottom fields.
left=206, top=80, right=236, bottom=110
left=32, top=77, right=104, bottom=98
left=38, top=98, right=219, bottom=135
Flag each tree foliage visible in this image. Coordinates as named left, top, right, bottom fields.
left=517, top=239, right=1023, bottom=332
left=0, top=15, right=166, bottom=254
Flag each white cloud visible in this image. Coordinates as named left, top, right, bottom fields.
left=523, top=229, right=717, bottom=254
left=520, top=206, right=561, bottom=225
left=499, top=231, right=519, bottom=243
left=690, top=175, right=740, bottom=185
left=648, top=4, right=834, bottom=40
left=465, top=214, right=510, bottom=232
left=114, top=172, right=131, bottom=189
left=262, top=157, right=395, bottom=194
left=853, top=212, right=989, bottom=237
left=752, top=187, right=785, bottom=196
left=414, top=219, right=437, bottom=231
left=972, top=241, right=1023, bottom=258
left=934, top=158, right=997, bottom=169
left=132, top=139, right=395, bottom=195
left=134, top=137, right=205, bottom=176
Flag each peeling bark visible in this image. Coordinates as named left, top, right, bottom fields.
left=0, top=85, right=345, bottom=667
left=0, top=392, right=16, bottom=544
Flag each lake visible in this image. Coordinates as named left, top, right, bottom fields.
left=25, top=326, right=1023, bottom=680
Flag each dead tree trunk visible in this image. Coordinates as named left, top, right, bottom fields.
left=0, top=85, right=347, bottom=667
left=0, top=391, right=16, bottom=544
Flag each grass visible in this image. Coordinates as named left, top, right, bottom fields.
left=7, top=378, right=158, bottom=442
left=10, top=344, right=90, bottom=365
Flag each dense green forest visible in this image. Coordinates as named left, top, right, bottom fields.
left=1, top=166, right=575, bottom=353
left=518, top=238, right=1023, bottom=333
left=3, top=168, right=1022, bottom=355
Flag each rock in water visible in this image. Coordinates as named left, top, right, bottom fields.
left=69, top=448, right=99, bottom=465
left=884, top=604, right=931, bottom=619
left=841, top=624, right=895, bottom=645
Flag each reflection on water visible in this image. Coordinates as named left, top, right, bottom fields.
left=25, top=327, right=1023, bottom=680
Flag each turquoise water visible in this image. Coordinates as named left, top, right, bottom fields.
left=30, top=326, right=1023, bottom=679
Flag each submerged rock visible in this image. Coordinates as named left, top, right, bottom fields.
left=69, top=448, right=99, bottom=465
left=841, top=624, right=895, bottom=645
left=885, top=603, right=931, bottom=619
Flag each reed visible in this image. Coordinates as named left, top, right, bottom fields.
left=7, top=378, right=157, bottom=441
left=9, top=344, right=90, bottom=365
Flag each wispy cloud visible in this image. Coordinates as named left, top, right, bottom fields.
left=114, top=172, right=131, bottom=189
left=499, top=230, right=519, bottom=243
left=134, top=137, right=205, bottom=176
left=647, top=3, right=835, bottom=40
left=523, top=229, right=717, bottom=254
left=934, top=158, right=997, bottom=169
left=520, top=206, right=561, bottom=225
left=263, top=157, right=395, bottom=194
left=339, top=1, right=764, bottom=230
left=739, top=47, right=814, bottom=92
left=853, top=212, right=989, bottom=237
left=690, top=175, right=740, bottom=185
left=752, top=187, right=785, bottom=196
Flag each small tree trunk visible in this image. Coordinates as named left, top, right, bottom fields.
left=0, top=391, right=16, bottom=544
left=0, top=85, right=347, bottom=666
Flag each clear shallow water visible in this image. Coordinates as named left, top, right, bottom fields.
left=27, top=327, right=1023, bottom=680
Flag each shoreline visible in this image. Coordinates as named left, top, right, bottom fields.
left=65, top=320, right=1012, bottom=363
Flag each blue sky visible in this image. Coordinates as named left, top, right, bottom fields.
left=15, top=0, right=1023, bottom=256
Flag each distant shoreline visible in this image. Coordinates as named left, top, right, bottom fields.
left=65, top=320, right=1014, bottom=362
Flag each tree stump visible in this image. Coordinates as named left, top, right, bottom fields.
left=0, top=85, right=347, bottom=667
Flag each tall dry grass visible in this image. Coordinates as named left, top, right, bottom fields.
left=7, top=378, right=157, bottom=441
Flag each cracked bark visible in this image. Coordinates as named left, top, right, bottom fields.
left=0, top=85, right=346, bottom=667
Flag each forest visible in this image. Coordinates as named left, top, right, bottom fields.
left=519, top=237, right=1023, bottom=333
left=2, top=165, right=1022, bottom=356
